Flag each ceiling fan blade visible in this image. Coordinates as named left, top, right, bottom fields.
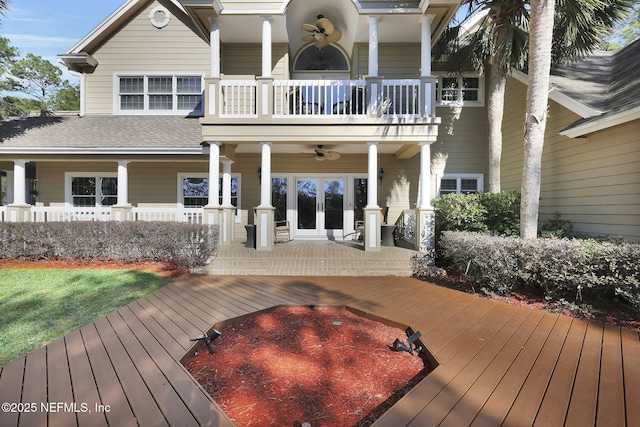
left=316, top=17, right=335, bottom=35
left=301, top=34, right=316, bottom=42
left=302, top=23, right=319, bottom=33
left=315, top=38, right=330, bottom=48
left=325, top=27, right=342, bottom=43
left=325, top=151, right=341, bottom=160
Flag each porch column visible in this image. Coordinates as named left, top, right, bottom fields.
left=415, top=141, right=435, bottom=255
left=5, top=170, right=14, bottom=204
left=421, top=16, right=433, bottom=76
left=261, top=16, right=272, bottom=77
left=219, top=159, right=235, bottom=245
left=256, top=141, right=275, bottom=251
left=203, top=142, right=221, bottom=227
left=112, top=160, right=132, bottom=221
left=368, top=16, right=379, bottom=77
left=364, top=142, right=381, bottom=251
left=7, top=160, right=31, bottom=222
left=209, top=18, right=220, bottom=77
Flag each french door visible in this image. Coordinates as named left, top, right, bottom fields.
left=295, top=177, right=345, bottom=238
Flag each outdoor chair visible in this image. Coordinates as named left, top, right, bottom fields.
left=274, top=220, right=291, bottom=243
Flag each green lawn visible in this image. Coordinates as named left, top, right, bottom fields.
left=0, top=269, right=168, bottom=366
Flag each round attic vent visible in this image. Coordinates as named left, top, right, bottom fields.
left=149, top=6, right=171, bottom=29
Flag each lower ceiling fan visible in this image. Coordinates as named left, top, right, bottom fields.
left=301, top=15, right=342, bottom=48
left=311, top=145, right=341, bottom=161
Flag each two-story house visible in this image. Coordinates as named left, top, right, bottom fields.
left=3, top=0, right=491, bottom=251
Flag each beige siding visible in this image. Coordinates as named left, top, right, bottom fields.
left=501, top=76, right=640, bottom=240
left=85, top=1, right=211, bottom=115
left=222, top=44, right=288, bottom=79
left=354, top=44, right=421, bottom=78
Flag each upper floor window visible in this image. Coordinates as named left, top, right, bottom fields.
left=116, top=74, right=203, bottom=115
left=435, top=74, right=484, bottom=107
left=438, top=174, right=484, bottom=196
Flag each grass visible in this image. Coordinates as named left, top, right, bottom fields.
left=0, top=268, right=168, bottom=366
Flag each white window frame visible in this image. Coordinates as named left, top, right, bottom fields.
left=177, top=173, right=242, bottom=222
left=435, top=73, right=484, bottom=107
left=437, top=173, right=484, bottom=196
left=114, top=73, right=204, bottom=115
left=64, top=172, right=118, bottom=207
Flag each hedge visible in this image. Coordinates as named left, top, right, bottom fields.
left=436, top=231, right=640, bottom=308
left=0, top=222, right=219, bottom=267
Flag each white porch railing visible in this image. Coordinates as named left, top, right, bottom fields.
left=207, top=77, right=437, bottom=120
left=31, top=206, right=112, bottom=222
left=1, top=206, right=204, bottom=223
left=395, top=209, right=417, bottom=245
left=132, top=207, right=203, bottom=223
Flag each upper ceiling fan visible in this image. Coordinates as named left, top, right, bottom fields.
left=311, top=145, right=341, bottom=161
left=301, top=15, right=342, bottom=48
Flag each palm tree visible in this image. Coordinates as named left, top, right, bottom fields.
left=435, top=0, right=633, bottom=194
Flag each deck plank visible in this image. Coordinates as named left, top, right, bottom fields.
left=564, top=321, right=604, bottom=426
left=502, top=314, right=574, bottom=425
left=621, top=328, right=640, bottom=424
left=135, top=297, right=191, bottom=350
left=45, top=338, right=77, bottom=427
left=92, top=316, right=169, bottom=427
left=533, top=319, right=588, bottom=426
left=79, top=323, right=137, bottom=427
left=127, top=300, right=186, bottom=359
left=0, top=357, right=25, bottom=427
left=439, top=308, right=546, bottom=427
left=596, top=325, right=626, bottom=426
left=64, top=329, right=108, bottom=427
left=17, top=347, right=47, bottom=427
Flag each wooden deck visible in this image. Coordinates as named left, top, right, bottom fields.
left=1, top=275, right=639, bottom=426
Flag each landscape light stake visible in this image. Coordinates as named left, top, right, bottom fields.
left=189, top=329, right=221, bottom=354
left=391, top=330, right=422, bottom=356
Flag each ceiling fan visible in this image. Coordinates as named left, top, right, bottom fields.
left=311, top=145, right=341, bottom=161
left=301, top=15, right=342, bottom=48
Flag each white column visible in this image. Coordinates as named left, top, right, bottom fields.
left=261, top=17, right=272, bottom=77
left=259, top=142, right=272, bottom=207
left=5, top=171, right=14, bottom=204
left=368, top=16, right=379, bottom=77
left=12, top=160, right=27, bottom=205
left=207, top=142, right=221, bottom=207
left=421, top=17, right=433, bottom=76
left=419, top=142, right=433, bottom=209
left=221, top=160, right=233, bottom=207
left=366, top=142, right=379, bottom=208
left=116, top=160, right=130, bottom=206
left=209, top=18, right=220, bottom=77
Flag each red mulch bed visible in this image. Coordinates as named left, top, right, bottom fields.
left=184, top=306, right=430, bottom=427
left=0, top=259, right=190, bottom=278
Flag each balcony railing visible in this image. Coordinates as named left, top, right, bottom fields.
left=208, top=77, right=437, bottom=120
left=1, top=206, right=204, bottom=223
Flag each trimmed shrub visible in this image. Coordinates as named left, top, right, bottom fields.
left=436, top=231, right=640, bottom=308
left=0, top=222, right=219, bottom=267
left=433, top=191, right=520, bottom=238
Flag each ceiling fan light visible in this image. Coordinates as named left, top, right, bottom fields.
left=313, top=32, right=325, bottom=41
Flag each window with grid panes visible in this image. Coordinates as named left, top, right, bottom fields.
left=438, top=175, right=483, bottom=196
left=117, top=75, right=202, bottom=113
left=70, top=176, right=118, bottom=207
left=435, top=74, right=483, bottom=106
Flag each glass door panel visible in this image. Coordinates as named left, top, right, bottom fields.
left=295, top=177, right=346, bottom=238
left=324, top=179, right=344, bottom=230
left=297, top=179, right=317, bottom=230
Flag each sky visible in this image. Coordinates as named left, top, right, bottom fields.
left=1, top=0, right=125, bottom=83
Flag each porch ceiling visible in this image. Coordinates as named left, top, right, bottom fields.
left=232, top=142, right=404, bottom=155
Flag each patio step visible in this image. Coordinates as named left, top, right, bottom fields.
left=197, top=240, right=417, bottom=276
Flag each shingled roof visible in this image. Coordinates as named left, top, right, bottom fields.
left=0, top=115, right=204, bottom=151
left=550, top=38, right=640, bottom=136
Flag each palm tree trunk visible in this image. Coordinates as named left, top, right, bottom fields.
left=487, top=65, right=507, bottom=193
left=521, top=0, right=556, bottom=239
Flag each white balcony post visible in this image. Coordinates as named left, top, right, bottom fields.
left=206, top=142, right=221, bottom=208
left=261, top=17, right=272, bottom=77
left=221, top=160, right=233, bottom=207
left=364, top=142, right=381, bottom=251
left=419, top=142, right=433, bottom=209
left=366, top=142, right=379, bottom=208
left=11, top=160, right=27, bottom=206
left=256, top=141, right=274, bottom=251
left=209, top=18, right=221, bottom=78
left=116, top=160, right=130, bottom=206
left=259, top=142, right=272, bottom=207
left=368, top=16, right=379, bottom=77
left=421, top=16, right=433, bottom=77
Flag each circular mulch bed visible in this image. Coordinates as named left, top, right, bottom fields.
left=184, top=306, right=431, bottom=427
